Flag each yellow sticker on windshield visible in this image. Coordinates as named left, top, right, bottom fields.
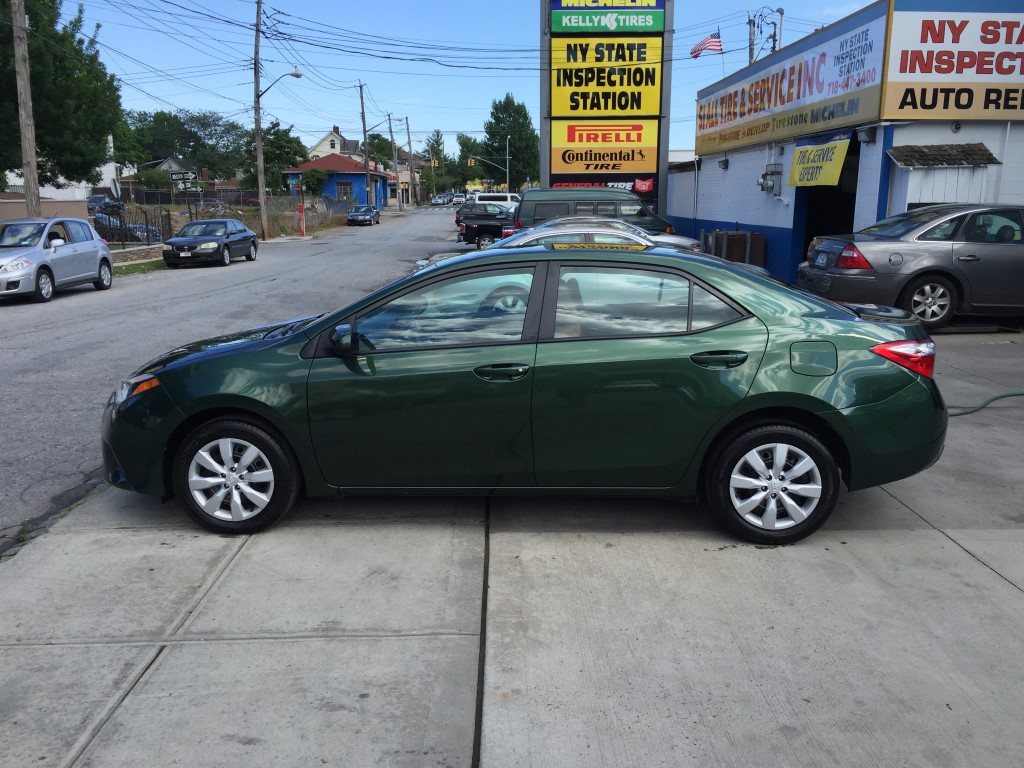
left=550, top=243, right=649, bottom=250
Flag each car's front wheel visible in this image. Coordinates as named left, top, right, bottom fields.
left=34, top=269, right=54, bottom=303
left=219, top=245, right=231, bottom=267
left=900, top=275, right=957, bottom=330
left=246, top=241, right=257, bottom=261
left=172, top=419, right=300, bottom=534
left=94, top=260, right=112, bottom=290
left=705, top=425, right=840, bottom=544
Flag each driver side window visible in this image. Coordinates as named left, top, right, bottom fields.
left=356, top=269, right=535, bottom=350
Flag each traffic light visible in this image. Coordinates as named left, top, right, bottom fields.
left=431, top=159, right=438, bottom=168
left=468, top=157, right=475, bottom=166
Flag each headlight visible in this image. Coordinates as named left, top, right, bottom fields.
left=112, top=374, right=161, bottom=406
left=196, top=241, right=219, bottom=251
left=1, top=257, right=33, bottom=273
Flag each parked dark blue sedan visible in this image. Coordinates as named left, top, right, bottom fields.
left=163, top=219, right=258, bottom=268
left=347, top=205, right=380, bottom=226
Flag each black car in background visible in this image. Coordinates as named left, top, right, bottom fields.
left=163, top=219, right=258, bottom=268
left=347, top=205, right=380, bottom=226
left=87, top=195, right=124, bottom=216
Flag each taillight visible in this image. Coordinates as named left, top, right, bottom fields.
left=514, top=220, right=522, bottom=229
left=665, top=225, right=674, bottom=234
left=459, top=223, right=465, bottom=233
left=836, top=244, right=873, bottom=270
left=870, top=340, right=935, bottom=378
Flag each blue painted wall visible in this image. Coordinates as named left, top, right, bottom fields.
left=286, top=172, right=388, bottom=209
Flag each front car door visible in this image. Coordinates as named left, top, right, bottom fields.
left=42, top=221, right=77, bottom=284
left=307, top=264, right=544, bottom=489
left=953, top=209, right=1024, bottom=309
left=532, top=262, right=769, bottom=488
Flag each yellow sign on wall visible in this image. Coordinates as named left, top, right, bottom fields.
left=551, top=37, right=662, bottom=116
left=788, top=132, right=852, bottom=186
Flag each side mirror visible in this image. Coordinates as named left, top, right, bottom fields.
left=330, top=323, right=354, bottom=355
left=48, top=238, right=66, bottom=249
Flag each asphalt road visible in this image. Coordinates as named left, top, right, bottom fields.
left=0, top=206, right=466, bottom=549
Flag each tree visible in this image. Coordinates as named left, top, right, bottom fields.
left=482, top=94, right=539, bottom=191
left=301, top=168, right=331, bottom=198
left=453, top=133, right=483, bottom=188
left=422, top=129, right=457, bottom=192
left=366, top=132, right=392, bottom=169
left=0, top=0, right=122, bottom=185
left=240, top=120, right=307, bottom=193
left=126, top=110, right=247, bottom=178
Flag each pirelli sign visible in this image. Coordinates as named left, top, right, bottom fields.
left=542, top=0, right=673, bottom=209
left=551, top=120, right=659, bottom=173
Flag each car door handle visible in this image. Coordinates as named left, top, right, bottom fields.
left=957, top=254, right=980, bottom=262
left=473, top=363, right=531, bottom=382
left=690, top=351, right=749, bottom=369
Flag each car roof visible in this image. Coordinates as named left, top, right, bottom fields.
left=428, top=243, right=727, bottom=274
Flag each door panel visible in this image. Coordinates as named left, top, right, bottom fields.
left=532, top=317, right=768, bottom=488
left=953, top=210, right=1024, bottom=308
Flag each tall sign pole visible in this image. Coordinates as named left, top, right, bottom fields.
left=405, top=117, right=418, bottom=207
left=542, top=0, right=673, bottom=212
left=253, top=0, right=269, bottom=239
left=10, top=0, right=41, bottom=217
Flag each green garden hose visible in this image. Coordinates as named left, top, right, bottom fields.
left=948, top=392, right=1024, bottom=417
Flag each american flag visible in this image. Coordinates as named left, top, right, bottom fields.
left=690, top=31, right=723, bottom=58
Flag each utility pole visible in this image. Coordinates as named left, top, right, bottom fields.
left=748, top=13, right=756, bottom=65
left=253, top=0, right=268, bottom=239
left=405, top=117, right=418, bottom=207
left=387, top=114, right=402, bottom=212
left=11, top=0, right=41, bottom=217
left=358, top=82, right=371, bottom=206
left=505, top=135, right=511, bottom=193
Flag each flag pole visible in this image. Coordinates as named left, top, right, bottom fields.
left=719, top=26, right=726, bottom=76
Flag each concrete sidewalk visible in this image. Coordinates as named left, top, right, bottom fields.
left=1, top=332, right=1022, bottom=767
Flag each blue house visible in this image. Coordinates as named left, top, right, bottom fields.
left=284, top=154, right=390, bottom=210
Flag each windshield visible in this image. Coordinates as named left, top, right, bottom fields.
left=857, top=207, right=963, bottom=237
left=178, top=222, right=226, bottom=237
left=352, top=206, right=372, bottom=213
left=0, top=222, right=45, bottom=247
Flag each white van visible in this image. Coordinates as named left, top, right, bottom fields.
left=474, top=192, right=520, bottom=209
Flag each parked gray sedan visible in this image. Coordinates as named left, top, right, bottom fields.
left=798, top=204, right=1024, bottom=329
left=0, top=218, right=113, bottom=303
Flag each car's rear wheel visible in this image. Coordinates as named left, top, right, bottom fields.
left=246, top=241, right=257, bottom=261
left=900, top=275, right=957, bottom=330
left=34, top=269, right=54, bottom=303
left=480, top=285, right=529, bottom=314
left=172, top=419, right=300, bottom=534
left=219, top=245, right=231, bottom=267
left=705, top=425, right=840, bottom=544
left=477, top=234, right=496, bottom=249
left=94, top=260, right=112, bottom=290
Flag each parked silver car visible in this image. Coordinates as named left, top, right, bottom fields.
left=0, top=218, right=113, bottom=303
left=798, top=204, right=1024, bottom=330
left=532, top=216, right=703, bottom=251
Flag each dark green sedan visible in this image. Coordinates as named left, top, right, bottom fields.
left=102, top=246, right=947, bottom=544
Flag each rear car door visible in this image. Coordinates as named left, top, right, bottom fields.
left=531, top=262, right=768, bottom=488
left=307, top=265, right=544, bottom=489
left=953, top=209, right=1024, bottom=308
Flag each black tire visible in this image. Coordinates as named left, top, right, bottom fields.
left=899, top=275, right=957, bottom=330
left=479, top=284, right=529, bottom=314
left=34, top=269, right=54, bottom=303
left=476, top=234, right=496, bottom=249
left=172, top=419, right=300, bottom=534
left=246, top=241, right=257, bottom=261
left=704, top=425, right=840, bottom=544
left=94, top=260, right=112, bottom=290
left=219, top=245, right=231, bottom=267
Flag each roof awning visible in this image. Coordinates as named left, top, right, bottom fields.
left=887, top=143, right=1001, bottom=169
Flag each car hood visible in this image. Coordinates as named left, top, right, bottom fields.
left=166, top=234, right=226, bottom=246
left=134, top=316, right=316, bottom=375
left=0, top=246, right=39, bottom=265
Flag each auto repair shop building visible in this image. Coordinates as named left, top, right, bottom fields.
left=668, top=0, right=1024, bottom=282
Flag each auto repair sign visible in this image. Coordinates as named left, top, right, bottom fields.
left=551, top=119, right=659, bottom=173
left=550, top=0, right=665, bottom=33
left=882, top=0, right=1024, bottom=119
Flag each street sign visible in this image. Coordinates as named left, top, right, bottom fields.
left=177, top=181, right=194, bottom=191
left=170, top=171, right=197, bottom=182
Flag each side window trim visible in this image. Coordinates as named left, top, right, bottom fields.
left=324, top=263, right=546, bottom=356
left=537, top=260, right=750, bottom=342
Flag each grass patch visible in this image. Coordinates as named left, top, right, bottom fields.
left=114, top=260, right=166, bottom=277
left=18, top=523, right=41, bottom=542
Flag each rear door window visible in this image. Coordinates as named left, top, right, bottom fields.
left=65, top=220, right=92, bottom=242
left=534, top=202, right=571, bottom=222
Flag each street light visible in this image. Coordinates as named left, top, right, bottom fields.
left=254, top=67, right=302, bottom=240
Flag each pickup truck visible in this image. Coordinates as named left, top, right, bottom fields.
left=456, top=203, right=514, bottom=248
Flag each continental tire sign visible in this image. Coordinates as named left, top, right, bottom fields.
left=551, top=120, right=659, bottom=172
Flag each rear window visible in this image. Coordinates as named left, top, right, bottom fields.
left=534, top=202, right=571, bottom=222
